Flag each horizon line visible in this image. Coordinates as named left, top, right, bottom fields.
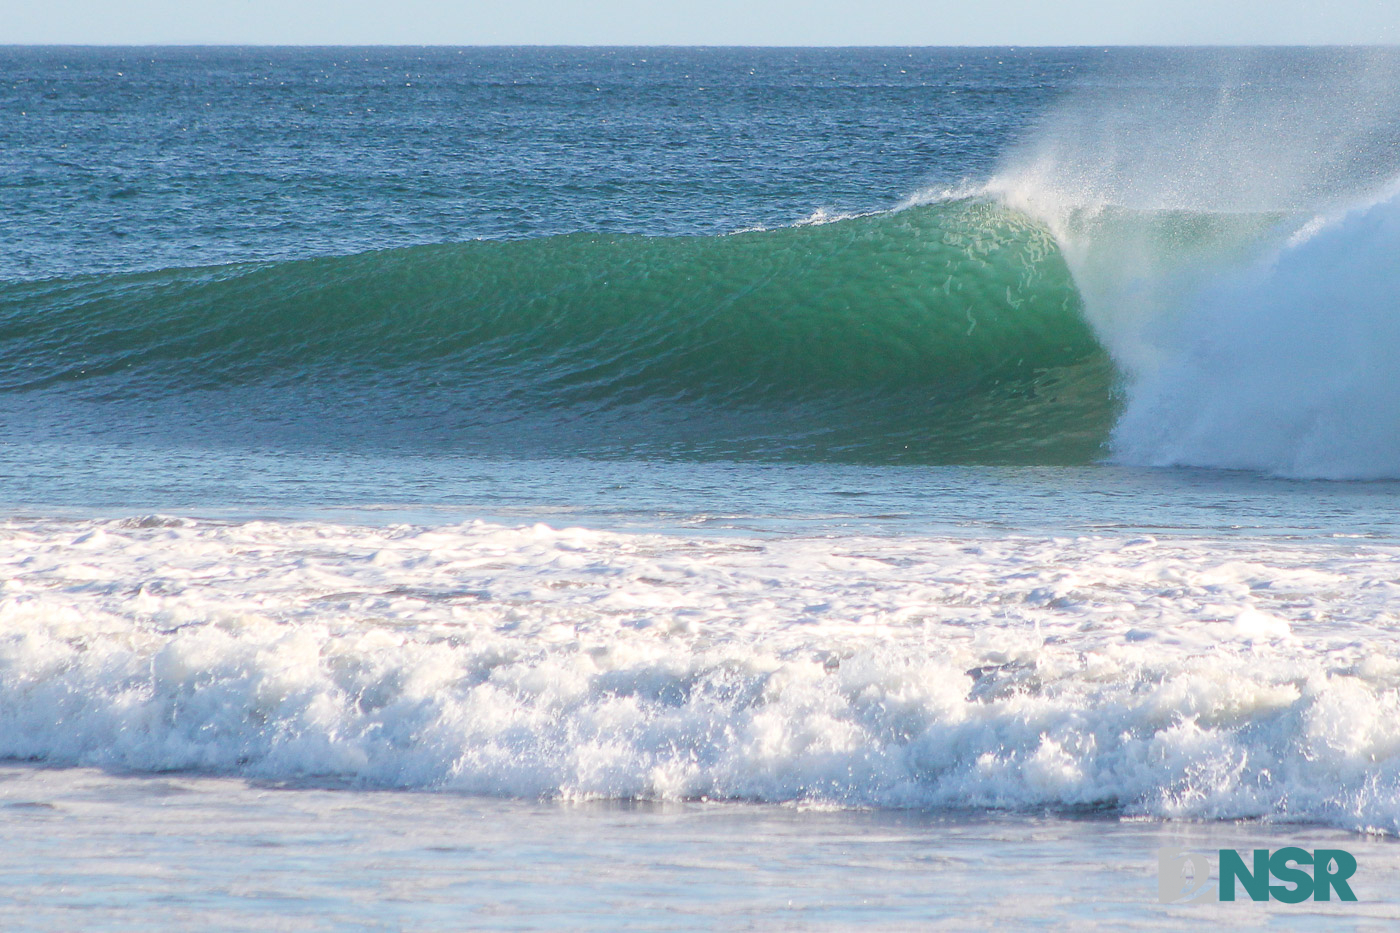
left=3, top=42, right=1399, bottom=50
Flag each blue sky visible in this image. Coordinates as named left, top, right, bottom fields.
left=3, top=0, right=1398, bottom=46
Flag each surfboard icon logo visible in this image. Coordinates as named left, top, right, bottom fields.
left=1158, top=848, right=1217, bottom=904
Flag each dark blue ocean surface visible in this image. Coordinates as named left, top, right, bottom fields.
left=0, top=46, right=1103, bottom=280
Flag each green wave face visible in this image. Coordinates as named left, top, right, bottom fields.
left=0, top=202, right=1116, bottom=463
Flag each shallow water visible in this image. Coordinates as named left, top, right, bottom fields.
left=3, top=764, right=1398, bottom=931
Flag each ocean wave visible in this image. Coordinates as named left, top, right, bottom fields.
left=8, top=174, right=1400, bottom=476
left=984, top=52, right=1400, bottom=479
left=4, top=515, right=1400, bottom=831
left=0, top=201, right=1113, bottom=463
left=1107, top=188, right=1400, bottom=478
left=989, top=178, right=1400, bottom=480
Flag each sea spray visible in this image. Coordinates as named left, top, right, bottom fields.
left=986, top=48, right=1400, bottom=477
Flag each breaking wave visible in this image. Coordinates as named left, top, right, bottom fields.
left=0, top=200, right=1113, bottom=463
left=6, top=161, right=1400, bottom=476
left=5, top=514, right=1400, bottom=831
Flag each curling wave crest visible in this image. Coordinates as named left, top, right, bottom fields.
left=0, top=201, right=1112, bottom=464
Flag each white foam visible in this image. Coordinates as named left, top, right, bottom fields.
left=4, top=515, right=1400, bottom=830
left=1110, top=190, right=1400, bottom=477
left=983, top=55, right=1400, bottom=478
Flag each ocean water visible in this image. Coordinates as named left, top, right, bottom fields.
left=6, top=46, right=1400, bottom=927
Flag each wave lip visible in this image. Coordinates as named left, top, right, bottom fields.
left=5, top=515, right=1400, bottom=831
left=0, top=202, right=1114, bottom=464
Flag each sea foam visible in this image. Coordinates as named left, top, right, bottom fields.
left=3, top=515, right=1400, bottom=831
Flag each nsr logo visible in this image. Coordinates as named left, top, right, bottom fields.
left=1158, top=847, right=1358, bottom=904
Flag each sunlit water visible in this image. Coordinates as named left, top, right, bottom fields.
left=6, top=47, right=1400, bottom=927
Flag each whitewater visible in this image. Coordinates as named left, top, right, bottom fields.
left=1109, top=187, right=1400, bottom=477
left=6, top=45, right=1400, bottom=928
left=7, top=512, right=1400, bottom=827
